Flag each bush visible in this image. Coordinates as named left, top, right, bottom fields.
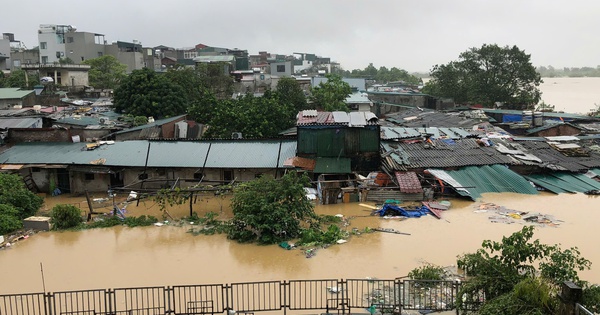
left=0, top=204, right=22, bottom=235
left=0, top=173, right=43, bottom=219
left=87, top=215, right=158, bottom=229
left=408, top=264, right=445, bottom=281
left=50, top=204, right=83, bottom=229
left=582, top=285, right=600, bottom=314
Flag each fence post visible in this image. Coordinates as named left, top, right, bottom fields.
left=44, top=292, right=53, bottom=315
left=558, top=281, right=583, bottom=315
left=224, top=283, right=232, bottom=315
left=166, top=286, right=173, bottom=314
left=282, top=280, right=287, bottom=315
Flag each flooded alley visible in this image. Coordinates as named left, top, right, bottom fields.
left=1, top=191, right=599, bottom=295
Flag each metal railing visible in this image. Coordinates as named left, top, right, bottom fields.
left=576, top=303, right=596, bottom=315
left=0, top=278, right=476, bottom=315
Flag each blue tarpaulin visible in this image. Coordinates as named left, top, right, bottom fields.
left=374, top=204, right=429, bottom=217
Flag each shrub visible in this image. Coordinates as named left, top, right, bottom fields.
left=50, top=204, right=83, bottom=229
left=0, top=204, right=22, bottom=235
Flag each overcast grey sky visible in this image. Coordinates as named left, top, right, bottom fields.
left=3, top=0, right=599, bottom=72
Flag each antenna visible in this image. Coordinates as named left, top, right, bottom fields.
left=40, top=262, right=47, bottom=292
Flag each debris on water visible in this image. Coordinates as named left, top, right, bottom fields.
left=336, top=239, right=348, bottom=244
left=327, top=286, right=342, bottom=293
left=305, top=248, right=316, bottom=258
left=474, top=203, right=561, bottom=227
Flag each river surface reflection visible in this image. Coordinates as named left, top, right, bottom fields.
left=1, top=192, right=599, bottom=294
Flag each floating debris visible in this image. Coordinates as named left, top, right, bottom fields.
left=474, top=203, right=562, bottom=227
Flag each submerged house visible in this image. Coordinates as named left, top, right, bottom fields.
left=0, top=139, right=296, bottom=194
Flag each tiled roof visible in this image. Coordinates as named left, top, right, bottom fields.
left=395, top=171, right=423, bottom=193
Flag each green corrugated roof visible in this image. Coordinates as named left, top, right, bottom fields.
left=428, top=165, right=538, bottom=200
left=0, top=88, right=34, bottom=99
left=0, top=140, right=296, bottom=169
left=524, top=172, right=600, bottom=194
left=314, top=157, right=351, bottom=174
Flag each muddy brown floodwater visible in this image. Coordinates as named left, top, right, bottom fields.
left=1, top=191, right=599, bottom=294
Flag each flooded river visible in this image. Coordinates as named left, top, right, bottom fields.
left=1, top=192, right=599, bottom=294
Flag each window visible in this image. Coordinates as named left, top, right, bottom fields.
left=32, top=167, right=41, bottom=173
left=276, top=65, right=286, bottom=72
left=81, top=56, right=85, bottom=61
left=41, top=56, right=48, bottom=64
left=67, top=37, right=74, bottom=43
left=40, top=42, right=47, bottom=49
left=13, top=60, right=21, bottom=67
left=193, top=173, right=204, bottom=180
left=84, top=173, right=95, bottom=181
left=97, top=52, right=103, bottom=57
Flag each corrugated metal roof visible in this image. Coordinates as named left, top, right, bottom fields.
left=297, top=111, right=378, bottom=126
left=427, top=165, right=538, bottom=200
left=524, top=173, right=600, bottom=194
left=345, top=91, right=371, bottom=104
left=0, top=88, right=34, bottom=99
left=114, top=115, right=186, bottom=135
left=314, top=157, right=351, bottom=174
left=0, top=118, right=43, bottom=129
left=381, top=138, right=513, bottom=171
left=0, top=140, right=297, bottom=169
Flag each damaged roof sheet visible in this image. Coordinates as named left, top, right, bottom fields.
left=395, top=171, right=423, bottom=193
left=427, top=165, right=538, bottom=200
left=381, top=138, right=513, bottom=171
left=524, top=172, right=600, bottom=194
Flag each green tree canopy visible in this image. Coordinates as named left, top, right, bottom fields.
left=0, top=173, right=43, bottom=235
left=309, top=74, right=353, bottom=111
left=113, top=68, right=187, bottom=118
left=456, top=226, right=592, bottom=314
left=274, top=77, right=309, bottom=113
left=3, top=69, right=39, bottom=89
left=423, top=44, right=542, bottom=108
left=82, top=55, right=127, bottom=89
left=202, top=91, right=296, bottom=138
left=228, top=171, right=317, bottom=244
left=338, top=63, right=422, bottom=85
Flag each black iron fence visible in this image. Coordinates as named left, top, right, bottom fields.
left=0, top=278, right=480, bottom=315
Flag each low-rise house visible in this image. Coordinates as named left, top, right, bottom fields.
left=526, top=121, right=583, bottom=137
left=296, top=110, right=380, bottom=174
left=0, top=88, right=36, bottom=109
left=21, top=63, right=90, bottom=88
left=0, top=139, right=296, bottom=194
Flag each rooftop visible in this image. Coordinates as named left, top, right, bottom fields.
left=0, top=88, right=34, bottom=100
left=296, top=111, right=378, bottom=127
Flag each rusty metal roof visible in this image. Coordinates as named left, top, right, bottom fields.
left=297, top=111, right=378, bottom=126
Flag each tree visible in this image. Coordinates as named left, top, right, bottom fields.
left=228, top=171, right=317, bottom=244
left=309, top=74, right=352, bottom=111
left=4, top=69, right=39, bottom=89
left=275, top=77, right=309, bottom=113
left=456, top=226, right=591, bottom=314
left=113, top=68, right=187, bottom=118
left=0, top=173, right=43, bottom=220
left=50, top=204, right=83, bottom=229
left=423, top=44, right=542, bottom=108
left=203, top=92, right=296, bottom=138
left=0, top=173, right=43, bottom=235
left=83, top=55, right=127, bottom=89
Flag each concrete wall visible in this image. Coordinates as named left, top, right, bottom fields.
left=61, top=69, right=89, bottom=86
left=38, top=27, right=65, bottom=64
left=105, top=45, right=144, bottom=73
left=270, top=61, right=293, bottom=77
left=71, top=171, right=110, bottom=194
left=8, top=128, right=72, bottom=143
left=10, top=49, right=40, bottom=70
left=0, top=38, right=10, bottom=70
left=65, top=32, right=105, bottom=63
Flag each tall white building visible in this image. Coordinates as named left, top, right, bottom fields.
left=37, top=24, right=76, bottom=64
